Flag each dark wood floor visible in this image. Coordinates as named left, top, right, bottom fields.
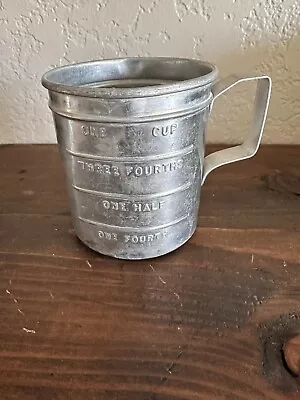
left=0, top=145, right=299, bottom=399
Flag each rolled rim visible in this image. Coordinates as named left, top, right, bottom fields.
left=41, top=57, right=218, bottom=98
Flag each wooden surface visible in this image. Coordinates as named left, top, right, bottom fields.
left=0, top=144, right=300, bottom=400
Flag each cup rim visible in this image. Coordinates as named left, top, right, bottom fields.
left=41, top=57, right=218, bottom=98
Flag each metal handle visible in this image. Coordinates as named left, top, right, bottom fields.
left=201, top=74, right=272, bottom=185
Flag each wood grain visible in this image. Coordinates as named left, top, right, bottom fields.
left=0, top=144, right=300, bottom=399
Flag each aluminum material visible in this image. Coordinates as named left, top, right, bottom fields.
left=42, top=57, right=271, bottom=260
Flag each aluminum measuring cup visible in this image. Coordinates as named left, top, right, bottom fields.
left=42, top=57, right=271, bottom=259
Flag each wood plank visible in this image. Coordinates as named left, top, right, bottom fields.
left=0, top=145, right=299, bottom=229
left=0, top=145, right=299, bottom=399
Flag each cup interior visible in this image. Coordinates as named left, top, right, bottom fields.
left=42, top=58, right=218, bottom=97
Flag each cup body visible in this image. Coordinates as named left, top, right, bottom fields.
left=42, top=58, right=218, bottom=259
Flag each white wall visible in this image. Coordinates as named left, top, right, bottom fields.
left=0, top=0, right=299, bottom=144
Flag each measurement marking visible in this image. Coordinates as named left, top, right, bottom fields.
left=78, top=215, right=188, bottom=232
left=72, top=182, right=192, bottom=200
left=65, top=145, right=194, bottom=162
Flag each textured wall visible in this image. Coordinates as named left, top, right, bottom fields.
left=0, top=0, right=299, bottom=144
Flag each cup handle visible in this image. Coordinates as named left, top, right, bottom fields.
left=201, top=74, right=272, bottom=185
